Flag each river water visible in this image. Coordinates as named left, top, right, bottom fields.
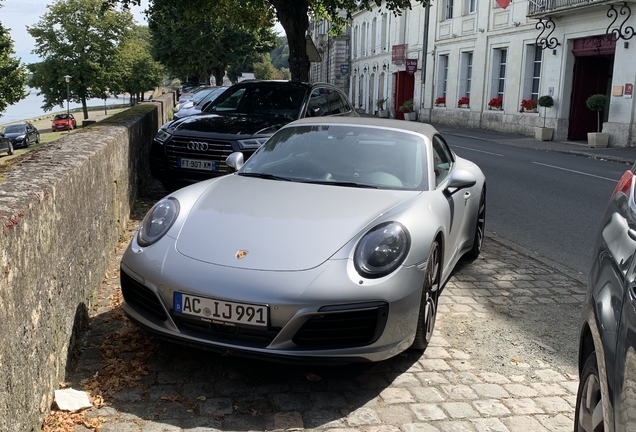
left=0, top=87, right=133, bottom=125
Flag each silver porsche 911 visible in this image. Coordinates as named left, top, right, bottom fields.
left=120, top=117, right=486, bottom=363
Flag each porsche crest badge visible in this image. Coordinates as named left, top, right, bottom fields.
left=236, top=250, right=248, bottom=259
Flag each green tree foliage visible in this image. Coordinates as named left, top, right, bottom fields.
left=27, top=0, right=134, bottom=119
left=147, top=0, right=276, bottom=86
left=0, top=1, right=28, bottom=117
left=270, top=36, right=289, bottom=70
left=105, top=0, right=429, bottom=82
left=112, top=26, right=164, bottom=104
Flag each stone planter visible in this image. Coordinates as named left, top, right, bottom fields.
left=459, top=104, right=469, bottom=109
left=435, top=103, right=445, bottom=108
left=488, top=106, right=502, bottom=111
left=534, top=127, right=554, bottom=141
left=523, top=108, right=538, bottom=113
left=403, top=112, right=417, bottom=121
left=588, top=132, right=609, bottom=148
left=378, top=110, right=388, bottom=118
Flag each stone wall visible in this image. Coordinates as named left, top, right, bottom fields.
left=0, top=92, right=174, bottom=432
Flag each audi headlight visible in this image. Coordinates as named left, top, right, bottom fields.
left=17, top=135, right=25, bottom=140
left=238, top=137, right=269, bottom=149
left=354, top=222, right=410, bottom=279
left=137, top=198, right=180, bottom=247
left=154, top=127, right=172, bottom=144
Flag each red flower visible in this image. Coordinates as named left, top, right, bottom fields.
left=435, top=97, right=446, bottom=105
left=520, top=99, right=538, bottom=110
left=488, top=96, right=503, bottom=108
left=457, top=97, right=470, bottom=106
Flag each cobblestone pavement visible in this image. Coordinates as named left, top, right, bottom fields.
left=67, top=179, right=585, bottom=432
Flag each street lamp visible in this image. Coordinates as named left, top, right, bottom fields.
left=64, top=75, right=71, bottom=133
left=104, top=87, right=109, bottom=115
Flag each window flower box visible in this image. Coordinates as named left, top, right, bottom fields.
left=457, top=97, right=470, bottom=108
left=520, top=99, right=538, bottom=113
left=488, top=96, right=503, bottom=110
left=434, top=97, right=446, bottom=107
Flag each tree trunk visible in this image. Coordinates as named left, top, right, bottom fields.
left=269, top=0, right=310, bottom=82
left=212, top=67, right=225, bottom=86
left=81, top=96, right=88, bottom=120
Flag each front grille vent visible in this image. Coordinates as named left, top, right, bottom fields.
left=121, top=269, right=168, bottom=321
left=166, top=137, right=233, bottom=171
left=293, top=302, right=389, bottom=348
left=177, top=316, right=280, bottom=348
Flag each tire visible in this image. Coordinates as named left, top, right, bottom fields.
left=36, top=133, right=40, bottom=144
left=7, top=142, right=13, bottom=156
left=575, top=351, right=605, bottom=432
left=412, top=240, right=441, bottom=350
left=466, top=187, right=486, bottom=259
left=23, top=138, right=29, bottom=148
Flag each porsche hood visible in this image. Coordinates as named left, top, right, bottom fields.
left=175, top=175, right=418, bottom=271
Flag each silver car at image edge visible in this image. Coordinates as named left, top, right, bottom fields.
left=120, top=117, right=487, bottom=363
left=575, top=164, right=636, bottom=431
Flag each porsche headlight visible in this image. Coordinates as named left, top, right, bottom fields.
left=354, top=222, right=410, bottom=279
left=137, top=198, right=180, bottom=247
left=238, top=137, right=269, bottom=149
left=154, top=127, right=172, bottom=144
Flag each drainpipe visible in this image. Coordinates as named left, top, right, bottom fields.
left=421, top=2, right=430, bottom=112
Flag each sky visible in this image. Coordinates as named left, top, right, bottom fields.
left=1, top=0, right=149, bottom=64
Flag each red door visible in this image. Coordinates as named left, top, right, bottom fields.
left=568, top=37, right=615, bottom=140
left=393, top=71, right=415, bottom=120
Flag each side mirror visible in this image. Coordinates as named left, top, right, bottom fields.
left=226, top=152, right=244, bottom=172
left=444, top=169, right=476, bottom=196
left=309, top=107, right=321, bottom=117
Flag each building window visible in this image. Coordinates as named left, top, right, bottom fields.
left=446, top=0, right=454, bottom=19
left=437, top=55, right=449, bottom=99
left=468, top=0, right=477, bottom=14
left=459, top=52, right=473, bottom=101
left=491, top=48, right=507, bottom=99
left=522, top=44, right=542, bottom=102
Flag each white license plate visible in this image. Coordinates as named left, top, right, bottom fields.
left=179, top=158, right=215, bottom=171
left=173, top=292, right=268, bottom=327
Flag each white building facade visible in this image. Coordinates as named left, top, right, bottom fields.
left=331, top=0, right=636, bottom=146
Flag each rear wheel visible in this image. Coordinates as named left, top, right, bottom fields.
left=575, top=351, right=605, bottom=432
left=412, top=240, right=441, bottom=350
left=466, top=187, right=486, bottom=259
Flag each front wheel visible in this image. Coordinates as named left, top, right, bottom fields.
left=412, top=240, right=441, bottom=350
left=466, top=187, right=486, bottom=259
left=7, top=142, right=13, bottom=156
left=23, top=138, right=30, bottom=148
left=575, top=351, right=605, bottom=432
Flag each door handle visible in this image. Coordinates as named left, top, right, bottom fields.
left=464, top=191, right=471, bottom=200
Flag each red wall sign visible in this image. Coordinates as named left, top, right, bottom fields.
left=406, top=59, right=418, bottom=75
left=626, top=83, right=633, bottom=98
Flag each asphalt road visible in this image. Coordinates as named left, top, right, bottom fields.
left=445, top=135, right=627, bottom=278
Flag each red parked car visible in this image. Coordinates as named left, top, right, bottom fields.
left=51, top=113, right=76, bottom=131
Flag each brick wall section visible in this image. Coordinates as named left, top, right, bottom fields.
left=0, top=91, right=174, bottom=431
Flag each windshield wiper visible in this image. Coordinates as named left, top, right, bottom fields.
left=301, top=180, right=379, bottom=189
left=238, top=172, right=293, bottom=181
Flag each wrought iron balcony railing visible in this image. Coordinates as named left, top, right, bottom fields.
left=528, top=0, right=607, bottom=16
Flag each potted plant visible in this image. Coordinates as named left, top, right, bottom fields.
left=434, top=96, right=446, bottom=107
left=586, top=94, right=609, bottom=148
left=520, top=99, right=538, bottom=113
left=534, top=95, right=554, bottom=141
left=457, top=96, right=470, bottom=108
left=399, top=99, right=416, bottom=121
left=376, top=97, right=388, bottom=118
left=488, top=96, right=503, bottom=110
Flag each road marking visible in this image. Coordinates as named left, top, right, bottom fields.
left=532, top=162, right=618, bottom=182
left=453, top=145, right=504, bottom=157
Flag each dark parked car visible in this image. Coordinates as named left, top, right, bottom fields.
left=51, top=113, right=77, bottom=131
left=0, top=132, right=13, bottom=156
left=151, top=80, right=358, bottom=190
left=1, top=122, right=40, bottom=148
left=575, top=165, right=636, bottom=432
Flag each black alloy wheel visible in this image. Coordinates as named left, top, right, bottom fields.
left=23, top=137, right=30, bottom=148
left=467, top=187, right=486, bottom=259
left=575, top=351, right=605, bottom=432
left=35, top=133, right=40, bottom=144
left=7, top=142, right=13, bottom=156
left=412, top=240, right=441, bottom=350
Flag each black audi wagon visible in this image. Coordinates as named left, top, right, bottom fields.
left=150, top=80, right=358, bottom=190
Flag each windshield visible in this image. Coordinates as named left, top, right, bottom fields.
left=190, top=87, right=215, bottom=103
left=196, top=87, right=227, bottom=107
left=207, top=84, right=306, bottom=119
left=54, top=114, right=70, bottom=120
left=240, top=124, right=428, bottom=190
left=3, top=124, right=25, bottom=133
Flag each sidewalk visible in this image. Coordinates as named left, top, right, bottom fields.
left=433, top=124, right=636, bottom=166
